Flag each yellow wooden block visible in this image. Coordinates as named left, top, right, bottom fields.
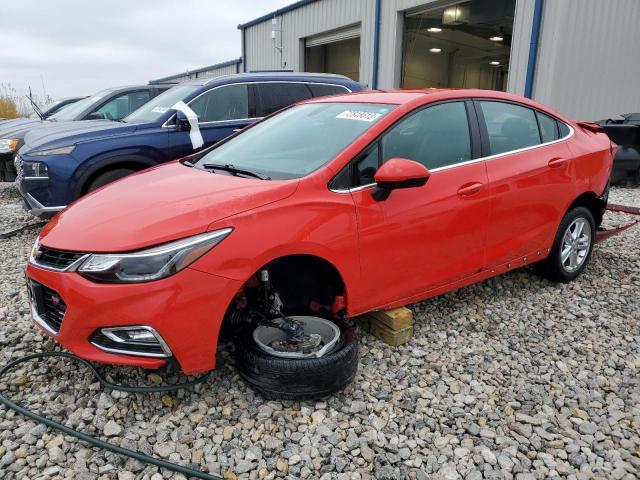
left=370, top=321, right=413, bottom=347
left=368, top=307, right=414, bottom=330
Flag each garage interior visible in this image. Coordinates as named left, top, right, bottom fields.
left=402, top=0, right=516, bottom=90
left=305, top=26, right=361, bottom=82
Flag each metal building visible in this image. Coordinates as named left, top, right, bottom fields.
left=235, top=0, right=640, bottom=120
left=150, top=58, right=243, bottom=84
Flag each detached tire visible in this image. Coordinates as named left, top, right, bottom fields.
left=538, top=206, right=595, bottom=283
left=234, top=321, right=359, bottom=399
left=87, top=168, right=135, bottom=192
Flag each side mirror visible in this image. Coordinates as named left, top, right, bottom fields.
left=372, top=157, right=430, bottom=201
left=86, top=111, right=105, bottom=120
left=175, top=111, right=191, bottom=131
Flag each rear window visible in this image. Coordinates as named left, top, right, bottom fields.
left=254, top=83, right=314, bottom=117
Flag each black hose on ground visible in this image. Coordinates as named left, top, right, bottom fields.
left=0, top=221, right=47, bottom=239
left=0, top=351, right=222, bottom=480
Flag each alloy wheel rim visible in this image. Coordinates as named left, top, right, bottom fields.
left=560, top=217, right=591, bottom=273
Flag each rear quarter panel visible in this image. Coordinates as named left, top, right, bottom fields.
left=566, top=126, right=613, bottom=200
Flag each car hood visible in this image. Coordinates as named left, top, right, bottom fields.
left=39, top=162, right=299, bottom=252
left=22, top=120, right=138, bottom=153
left=0, top=118, right=45, bottom=139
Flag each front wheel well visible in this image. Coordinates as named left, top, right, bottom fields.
left=81, top=160, right=151, bottom=195
left=566, top=191, right=606, bottom=228
left=220, top=255, right=347, bottom=339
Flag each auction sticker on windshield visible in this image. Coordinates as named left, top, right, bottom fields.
left=336, top=110, right=383, bottom=122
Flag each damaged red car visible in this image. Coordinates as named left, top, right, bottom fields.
left=25, top=90, right=614, bottom=398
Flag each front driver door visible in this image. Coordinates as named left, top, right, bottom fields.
left=347, top=101, right=490, bottom=311
left=168, top=83, right=254, bottom=159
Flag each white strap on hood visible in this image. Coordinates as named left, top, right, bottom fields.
left=171, top=101, right=204, bottom=150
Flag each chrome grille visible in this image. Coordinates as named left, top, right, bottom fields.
left=33, top=245, right=86, bottom=271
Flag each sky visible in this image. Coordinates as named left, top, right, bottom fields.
left=0, top=0, right=293, bottom=101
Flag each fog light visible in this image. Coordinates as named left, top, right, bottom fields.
left=90, top=326, right=172, bottom=358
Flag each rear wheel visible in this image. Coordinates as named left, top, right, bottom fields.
left=538, top=206, right=595, bottom=283
left=87, top=168, right=135, bottom=192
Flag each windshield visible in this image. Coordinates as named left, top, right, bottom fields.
left=29, top=100, right=63, bottom=119
left=49, top=89, right=116, bottom=121
left=194, top=103, right=395, bottom=180
left=123, top=84, right=200, bottom=124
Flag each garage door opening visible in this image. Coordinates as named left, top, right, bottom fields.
left=402, top=0, right=516, bottom=90
left=305, top=26, right=361, bottom=82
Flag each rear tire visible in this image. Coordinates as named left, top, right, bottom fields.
left=538, top=206, right=595, bottom=283
left=87, top=168, right=135, bottom=192
left=234, top=320, right=359, bottom=400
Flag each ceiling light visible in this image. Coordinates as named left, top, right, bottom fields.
left=429, top=48, right=442, bottom=53
left=442, top=5, right=470, bottom=25
left=427, top=27, right=442, bottom=33
left=490, top=61, right=501, bottom=66
left=489, top=35, right=504, bottom=42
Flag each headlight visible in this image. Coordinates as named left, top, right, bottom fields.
left=22, top=161, right=49, bottom=178
left=0, top=138, right=19, bottom=154
left=78, top=229, right=232, bottom=283
left=30, top=145, right=75, bottom=156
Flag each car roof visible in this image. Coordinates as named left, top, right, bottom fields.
left=304, top=88, right=563, bottom=115
left=180, top=72, right=361, bottom=87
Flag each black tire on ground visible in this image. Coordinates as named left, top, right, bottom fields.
left=234, top=320, right=359, bottom=400
left=537, top=206, right=595, bottom=283
left=0, top=159, right=7, bottom=182
left=87, top=168, right=135, bottom=192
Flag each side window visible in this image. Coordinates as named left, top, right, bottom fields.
left=189, top=84, right=249, bottom=122
left=558, top=121, right=571, bottom=138
left=480, top=101, right=541, bottom=155
left=255, top=83, right=313, bottom=117
left=380, top=102, right=471, bottom=170
left=537, top=111, right=560, bottom=143
left=308, top=84, right=350, bottom=98
left=354, top=144, right=380, bottom=186
left=97, top=91, right=150, bottom=120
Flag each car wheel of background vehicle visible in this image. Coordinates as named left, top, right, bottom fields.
left=538, top=206, right=595, bottom=283
left=87, top=168, right=135, bottom=192
left=234, top=319, right=359, bottom=400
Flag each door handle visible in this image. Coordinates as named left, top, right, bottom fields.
left=233, top=128, right=242, bottom=132
left=548, top=157, right=568, bottom=168
left=457, top=182, right=484, bottom=197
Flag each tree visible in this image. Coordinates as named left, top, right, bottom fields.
left=0, top=83, right=19, bottom=119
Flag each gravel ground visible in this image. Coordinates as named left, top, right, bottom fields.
left=0, top=181, right=638, bottom=480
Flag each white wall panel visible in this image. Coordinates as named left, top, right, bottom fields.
left=244, top=0, right=376, bottom=85
left=534, top=0, right=640, bottom=120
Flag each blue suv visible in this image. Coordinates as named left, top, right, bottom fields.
left=16, top=73, right=364, bottom=217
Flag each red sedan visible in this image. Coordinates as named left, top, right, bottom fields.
left=25, top=90, right=614, bottom=398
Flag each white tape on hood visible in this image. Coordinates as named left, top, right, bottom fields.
left=171, top=101, right=204, bottom=150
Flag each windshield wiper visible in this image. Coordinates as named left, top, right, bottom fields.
left=203, top=163, right=271, bottom=180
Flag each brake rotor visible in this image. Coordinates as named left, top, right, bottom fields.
left=269, top=333, right=323, bottom=355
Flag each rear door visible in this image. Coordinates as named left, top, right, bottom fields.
left=168, top=83, right=254, bottom=159
left=476, top=100, right=576, bottom=268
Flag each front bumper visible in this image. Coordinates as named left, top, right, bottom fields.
left=19, top=184, right=66, bottom=219
left=16, top=154, right=68, bottom=218
left=25, top=263, right=242, bottom=374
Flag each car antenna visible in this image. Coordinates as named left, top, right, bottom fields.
left=26, top=86, right=45, bottom=120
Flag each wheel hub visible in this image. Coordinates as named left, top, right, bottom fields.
left=253, top=316, right=341, bottom=359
